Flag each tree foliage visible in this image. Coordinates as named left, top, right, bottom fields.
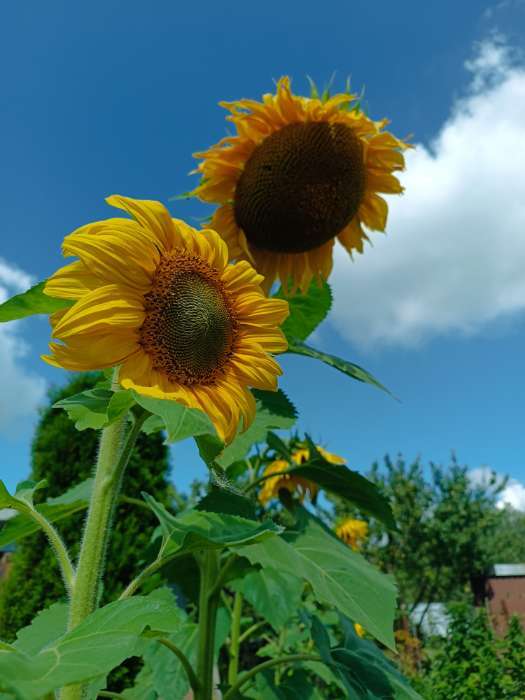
left=417, top=606, right=525, bottom=700
left=331, top=454, right=507, bottom=619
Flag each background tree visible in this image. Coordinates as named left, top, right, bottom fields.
left=0, top=372, right=173, bottom=639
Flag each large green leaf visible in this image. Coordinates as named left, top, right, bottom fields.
left=275, top=280, right=332, bottom=342
left=282, top=441, right=395, bottom=529
left=234, top=509, right=397, bottom=649
left=53, top=387, right=136, bottom=431
left=0, top=591, right=185, bottom=699
left=0, top=479, right=92, bottom=548
left=196, top=485, right=257, bottom=520
left=287, top=341, right=393, bottom=397
left=216, top=389, right=297, bottom=468
left=309, top=615, right=423, bottom=700
left=133, top=393, right=217, bottom=443
left=143, top=493, right=281, bottom=555
left=0, top=479, right=46, bottom=512
left=54, top=388, right=115, bottom=430
left=0, top=281, right=72, bottom=322
left=232, top=567, right=303, bottom=631
left=14, top=602, right=68, bottom=656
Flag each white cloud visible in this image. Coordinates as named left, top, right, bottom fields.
left=0, top=260, right=46, bottom=435
left=330, top=35, right=525, bottom=348
left=469, top=466, right=525, bottom=511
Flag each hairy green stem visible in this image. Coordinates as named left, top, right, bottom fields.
left=119, top=551, right=185, bottom=600
left=208, top=553, right=237, bottom=598
left=158, top=637, right=200, bottom=693
left=238, top=620, right=266, bottom=645
left=243, top=470, right=291, bottom=494
left=28, top=508, right=75, bottom=596
left=61, top=409, right=146, bottom=700
left=228, top=591, right=243, bottom=685
left=196, top=550, right=220, bottom=700
left=223, top=654, right=323, bottom=700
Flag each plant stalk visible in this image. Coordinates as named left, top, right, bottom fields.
left=228, top=591, right=243, bottom=685
left=196, top=550, right=220, bottom=700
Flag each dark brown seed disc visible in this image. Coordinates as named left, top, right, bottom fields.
left=140, top=262, right=235, bottom=385
left=233, top=121, right=366, bottom=253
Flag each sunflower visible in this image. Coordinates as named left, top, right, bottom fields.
left=42, top=196, right=289, bottom=443
left=258, top=444, right=345, bottom=504
left=336, top=517, right=368, bottom=551
left=193, top=77, right=410, bottom=292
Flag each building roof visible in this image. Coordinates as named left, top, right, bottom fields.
left=490, top=563, right=525, bottom=577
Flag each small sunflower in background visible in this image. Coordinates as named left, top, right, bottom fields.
left=336, top=517, right=369, bottom=551
left=258, top=443, right=346, bottom=504
left=193, top=76, right=410, bottom=293
left=42, top=196, right=289, bottom=443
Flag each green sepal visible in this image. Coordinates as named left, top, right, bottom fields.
left=275, top=279, right=332, bottom=342
left=132, top=392, right=217, bottom=443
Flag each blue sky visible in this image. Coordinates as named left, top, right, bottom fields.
left=1, top=0, right=525, bottom=505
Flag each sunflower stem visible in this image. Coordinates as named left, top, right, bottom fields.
left=227, top=591, right=243, bottom=685
left=196, top=549, right=220, bottom=700
left=60, top=387, right=145, bottom=700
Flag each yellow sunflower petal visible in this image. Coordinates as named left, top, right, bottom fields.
left=106, top=195, right=176, bottom=252
left=63, top=228, right=158, bottom=291
left=358, top=192, right=389, bottom=231
left=52, top=285, right=144, bottom=339
left=338, top=218, right=369, bottom=255
left=44, top=260, right=100, bottom=300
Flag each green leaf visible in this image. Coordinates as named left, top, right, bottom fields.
left=310, top=615, right=423, bottom=700
left=266, top=431, right=292, bottom=460
left=287, top=341, right=394, bottom=397
left=216, top=389, right=297, bottom=468
left=0, top=281, right=73, bottom=322
left=232, top=567, right=303, bottom=630
left=195, top=433, right=225, bottom=465
left=54, top=388, right=115, bottom=430
left=275, top=280, right=332, bottom=342
left=107, top=390, right=136, bottom=423
left=132, top=392, right=217, bottom=443
left=245, top=669, right=326, bottom=699
left=196, top=485, right=257, bottom=520
left=235, top=509, right=397, bottom=649
left=0, top=479, right=92, bottom=548
left=0, top=592, right=185, bottom=699
left=0, top=479, right=47, bottom=513
left=14, top=603, right=68, bottom=656
left=141, top=607, right=230, bottom=699
left=284, top=439, right=395, bottom=528
left=143, top=493, right=281, bottom=555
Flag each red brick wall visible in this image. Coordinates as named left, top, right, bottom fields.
left=486, top=576, right=525, bottom=635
